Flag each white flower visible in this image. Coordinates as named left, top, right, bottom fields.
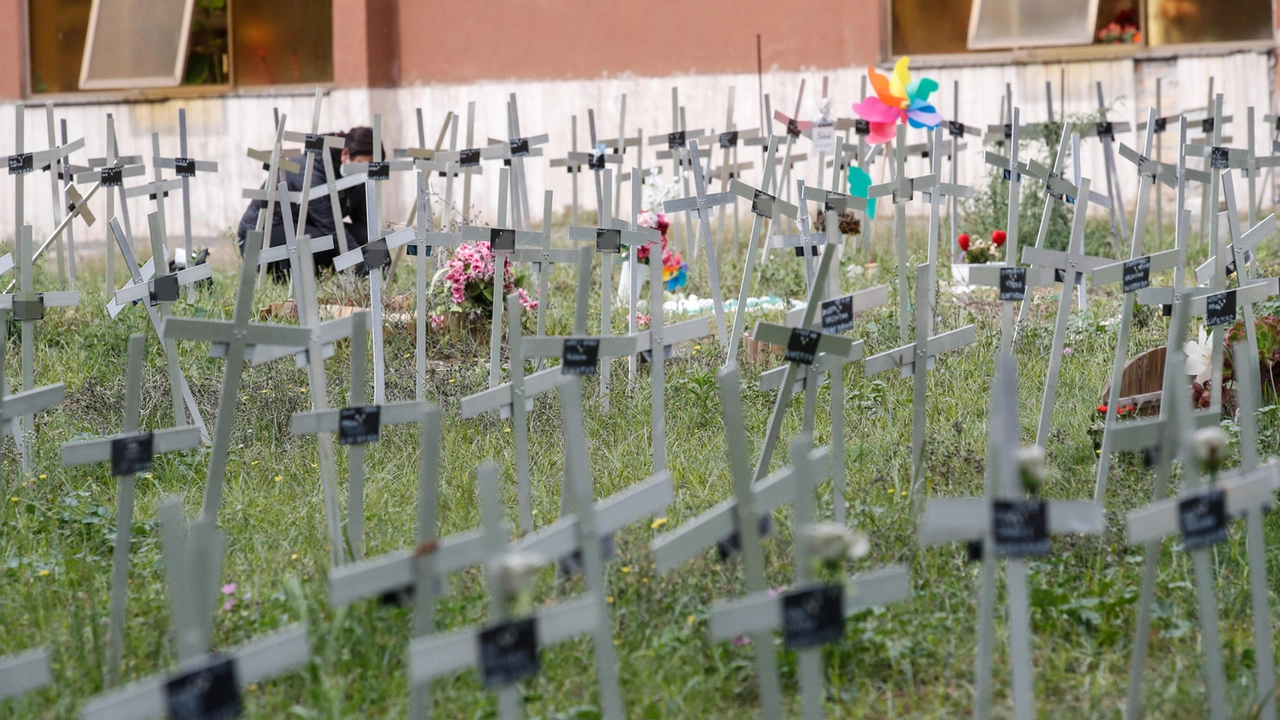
left=1016, top=445, right=1047, bottom=494
left=1184, top=325, right=1212, bottom=384
left=500, top=551, right=545, bottom=597
left=804, top=523, right=871, bottom=563
left=1193, top=427, right=1228, bottom=472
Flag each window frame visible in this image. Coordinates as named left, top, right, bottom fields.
left=966, top=0, right=1102, bottom=50
left=77, top=0, right=198, bottom=90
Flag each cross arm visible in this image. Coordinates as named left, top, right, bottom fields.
left=327, top=527, right=491, bottom=607
left=510, top=248, right=584, bottom=266
left=246, top=149, right=301, bottom=175
left=290, top=400, right=427, bottom=436
left=1091, top=249, right=1180, bottom=286
left=461, top=366, right=574, bottom=418
left=864, top=326, right=976, bottom=377
left=258, top=235, right=336, bottom=266
left=408, top=595, right=600, bottom=684
left=162, top=318, right=312, bottom=348
left=113, top=264, right=213, bottom=305
left=759, top=340, right=865, bottom=391
left=1105, top=408, right=1221, bottom=452
left=61, top=426, right=202, bottom=467
left=124, top=178, right=183, bottom=200
left=235, top=313, right=356, bottom=367
left=340, top=159, right=414, bottom=177
left=0, top=383, right=64, bottom=423
left=729, top=179, right=798, bottom=219
left=155, top=157, right=218, bottom=173
left=800, top=186, right=868, bottom=213
left=918, top=498, right=1104, bottom=545
left=79, top=625, right=310, bottom=720
left=963, top=265, right=1056, bottom=290
left=1126, top=467, right=1278, bottom=544
left=521, top=335, right=642, bottom=361
left=0, top=649, right=50, bottom=700
left=751, top=321, right=854, bottom=357
left=515, top=472, right=673, bottom=562
left=647, top=130, right=707, bottom=146
left=633, top=317, right=711, bottom=350
left=1021, top=246, right=1112, bottom=274
left=75, top=164, right=145, bottom=185
left=709, top=565, right=911, bottom=639
left=663, top=191, right=737, bottom=215
left=1194, top=215, right=1277, bottom=283
left=282, top=130, right=343, bottom=150
left=333, top=226, right=417, bottom=271
left=650, top=449, right=831, bottom=573
left=291, top=174, right=364, bottom=203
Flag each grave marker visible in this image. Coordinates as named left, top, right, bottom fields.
left=664, top=139, right=736, bottom=345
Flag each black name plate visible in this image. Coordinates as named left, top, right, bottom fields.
left=489, top=229, right=516, bottom=252
left=509, top=138, right=531, bottom=157
left=363, top=239, right=390, bottom=269
left=459, top=148, right=481, bottom=167
left=751, top=189, right=774, bottom=218
left=854, top=119, right=871, bottom=136
left=595, top=228, right=621, bottom=253
left=1179, top=490, right=1228, bottom=551
left=367, top=162, right=390, bottom=180
left=165, top=654, right=241, bottom=720
left=948, top=121, right=966, bottom=137
left=1123, top=256, right=1151, bottom=293
left=993, top=499, right=1049, bottom=557
left=785, top=327, right=821, bottom=365
left=8, top=153, right=33, bottom=175
left=174, top=157, right=197, bottom=177
left=562, top=338, right=600, bottom=375
left=150, top=274, right=181, bottom=304
left=13, top=293, right=44, bottom=322
left=1210, top=146, right=1229, bottom=170
left=821, top=296, right=854, bottom=334
left=338, top=406, right=381, bottom=445
left=719, top=131, right=738, bottom=149
left=479, top=617, right=539, bottom=688
left=667, top=131, right=686, bottom=150
left=1205, top=290, right=1237, bottom=327
left=999, top=267, right=1027, bottom=301
left=101, top=166, right=124, bottom=187
left=782, top=584, right=845, bottom=649
left=786, top=118, right=802, bottom=137
left=304, top=133, right=326, bottom=152
left=111, top=432, right=155, bottom=477
left=716, top=514, right=772, bottom=561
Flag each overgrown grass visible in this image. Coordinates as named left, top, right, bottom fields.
left=2, top=213, right=1279, bottom=719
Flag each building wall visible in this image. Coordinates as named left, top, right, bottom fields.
left=389, top=0, right=883, bottom=87
left=0, top=51, right=1271, bottom=251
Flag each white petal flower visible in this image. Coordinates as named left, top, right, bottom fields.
left=1193, top=427, right=1228, bottom=471
left=500, top=551, right=545, bottom=597
left=804, top=523, right=868, bottom=563
left=1184, top=325, right=1212, bottom=384
left=1016, top=445, right=1047, bottom=484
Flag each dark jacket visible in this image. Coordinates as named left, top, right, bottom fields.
left=235, top=149, right=370, bottom=279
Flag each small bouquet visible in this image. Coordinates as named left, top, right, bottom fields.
left=637, top=213, right=688, bottom=292
left=429, top=241, right=537, bottom=332
left=1097, top=10, right=1142, bottom=44
left=957, top=230, right=1005, bottom=264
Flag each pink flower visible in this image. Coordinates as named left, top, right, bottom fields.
left=430, top=314, right=446, bottom=332
left=732, top=635, right=751, bottom=646
left=1063, top=347, right=1073, bottom=356
left=222, top=599, right=236, bottom=611
left=220, top=583, right=237, bottom=595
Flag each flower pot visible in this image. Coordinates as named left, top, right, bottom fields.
left=1101, top=346, right=1165, bottom=417
left=743, top=331, right=784, bottom=366
left=949, top=263, right=989, bottom=294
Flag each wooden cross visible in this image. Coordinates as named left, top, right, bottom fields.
left=766, top=180, right=829, bottom=286
left=36, top=103, right=83, bottom=286
left=768, top=80, right=811, bottom=218
left=712, top=87, right=761, bottom=249
left=462, top=293, right=577, bottom=534
left=919, top=355, right=1104, bottom=720
left=405, top=454, right=622, bottom=720
left=291, top=311, right=428, bottom=562
left=726, top=136, right=796, bottom=357
left=597, top=93, right=640, bottom=213
left=1135, top=117, right=1201, bottom=321
left=432, top=102, right=484, bottom=222
left=646, top=87, right=708, bottom=254
left=0, top=295, right=63, bottom=703
left=509, top=218, right=583, bottom=344
left=1189, top=84, right=1235, bottom=241
left=649, top=367, right=790, bottom=719
left=1076, top=82, right=1133, bottom=252
left=1134, top=78, right=1182, bottom=242
left=161, top=227, right=312, bottom=522
left=864, top=261, right=976, bottom=493
left=919, top=130, right=973, bottom=300
left=242, top=117, right=303, bottom=286
left=663, top=138, right=736, bottom=345
left=550, top=115, right=611, bottom=225
left=1238, top=107, right=1280, bottom=226
left=12, top=174, right=100, bottom=297
left=709, top=435, right=911, bottom=720
left=869, top=123, right=939, bottom=344
left=0, top=224, right=79, bottom=456
left=486, top=95, right=548, bottom=231
left=79, top=498, right=310, bottom=720
left=8, top=103, right=83, bottom=287
left=78, top=114, right=145, bottom=287
left=50, top=115, right=93, bottom=287
left=945, top=81, right=982, bottom=261
left=590, top=110, right=627, bottom=218
left=122, top=133, right=184, bottom=272
left=104, top=215, right=210, bottom=442
left=1022, top=178, right=1113, bottom=451
left=61, top=334, right=201, bottom=687
left=759, top=283, right=889, bottom=524
left=151, top=108, right=219, bottom=280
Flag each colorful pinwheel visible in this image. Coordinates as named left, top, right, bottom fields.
left=852, top=57, right=943, bottom=145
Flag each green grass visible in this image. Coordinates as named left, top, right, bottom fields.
left=2, top=215, right=1280, bottom=719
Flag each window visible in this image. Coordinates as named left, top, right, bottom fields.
left=79, top=0, right=197, bottom=89
left=27, top=0, right=330, bottom=94
left=891, top=0, right=1274, bottom=55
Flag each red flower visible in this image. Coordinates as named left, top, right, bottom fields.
left=957, top=233, right=970, bottom=251
left=991, top=230, right=1007, bottom=247
left=1097, top=405, right=1108, bottom=414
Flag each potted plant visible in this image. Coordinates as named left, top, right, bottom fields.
left=428, top=241, right=537, bottom=340
left=950, top=230, right=1006, bottom=290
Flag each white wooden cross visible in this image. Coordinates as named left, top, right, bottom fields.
left=712, top=87, right=761, bottom=248
left=726, top=136, right=796, bottom=357
left=105, top=214, right=210, bottom=443
left=485, top=94, right=549, bottom=231
left=1135, top=117, right=1202, bottom=320
left=864, top=261, right=976, bottom=493
left=60, top=334, right=202, bottom=688
left=918, top=129, right=973, bottom=305
left=1114, top=293, right=1224, bottom=718
left=77, top=114, right=144, bottom=287
left=242, top=117, right=302, bottom=286
left=869, top=123, right=939, bottom=344
left=663, top=138, right=736, bottom=345
left=405, top=456, right=620, bottom=720
left=944, top=82, right=982, bottom=260
left=123, top=133, right=183, bottom=270
left=646, top=87, right=708, bottom=255
left=0, top=224, right=79, bottom=454
left=597, top=93, right=641, bottom=213
left=509, top=224, right=584, bottom=343
left=8, top=103, right=83, bottom=287
left=462, top=293, right=577, bottom=534
left=50, top=115, right=93, bottom=288
left=766, top=180, right=829, bottom=287
left=649, top=367, right=789, bottom=719
left=431, top=103, right=485, bottom=223
left=1189, top=87, right=1234, bottom=242
left=152, top=108, right=219, bottom=284
left=1074, top=82, right=1132, bottom=251
left=760, top=283, right=889, bottom=524
left=768, top=80, right=811, bottom=218
left=279, top=89, right=346, bottom=245
left=549, top=114, right=619, bottom=225
left=291, top=311, right=428, bottom=562
left=919, top=355, right=1104, bottom=720
left=36, top=103, right=84, bottom=287
left=0, top=296, right=64, bottom=705
left=161, top=228, right=312, bottom=522
left=709, top=435, right=911, bottom=720
left=1022, top=178, right=1114, bottom=451
left=79, top=499, right=310, bottom=720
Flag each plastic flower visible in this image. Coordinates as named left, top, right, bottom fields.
left=1184, top=325, right=1212, bottom=384
left=1016, top=445, right=1047, bottom=496
left=845, top=165, right=876, bottom=220
left=957, top=234, right=970, bottom=252
left=1194, top=427, right=1228, bottom=477
left=852, top=56, right=942, bottom=144
left=991, top=230, right=1007, bottom=248
left=804, top=523, right=871, bottom=564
